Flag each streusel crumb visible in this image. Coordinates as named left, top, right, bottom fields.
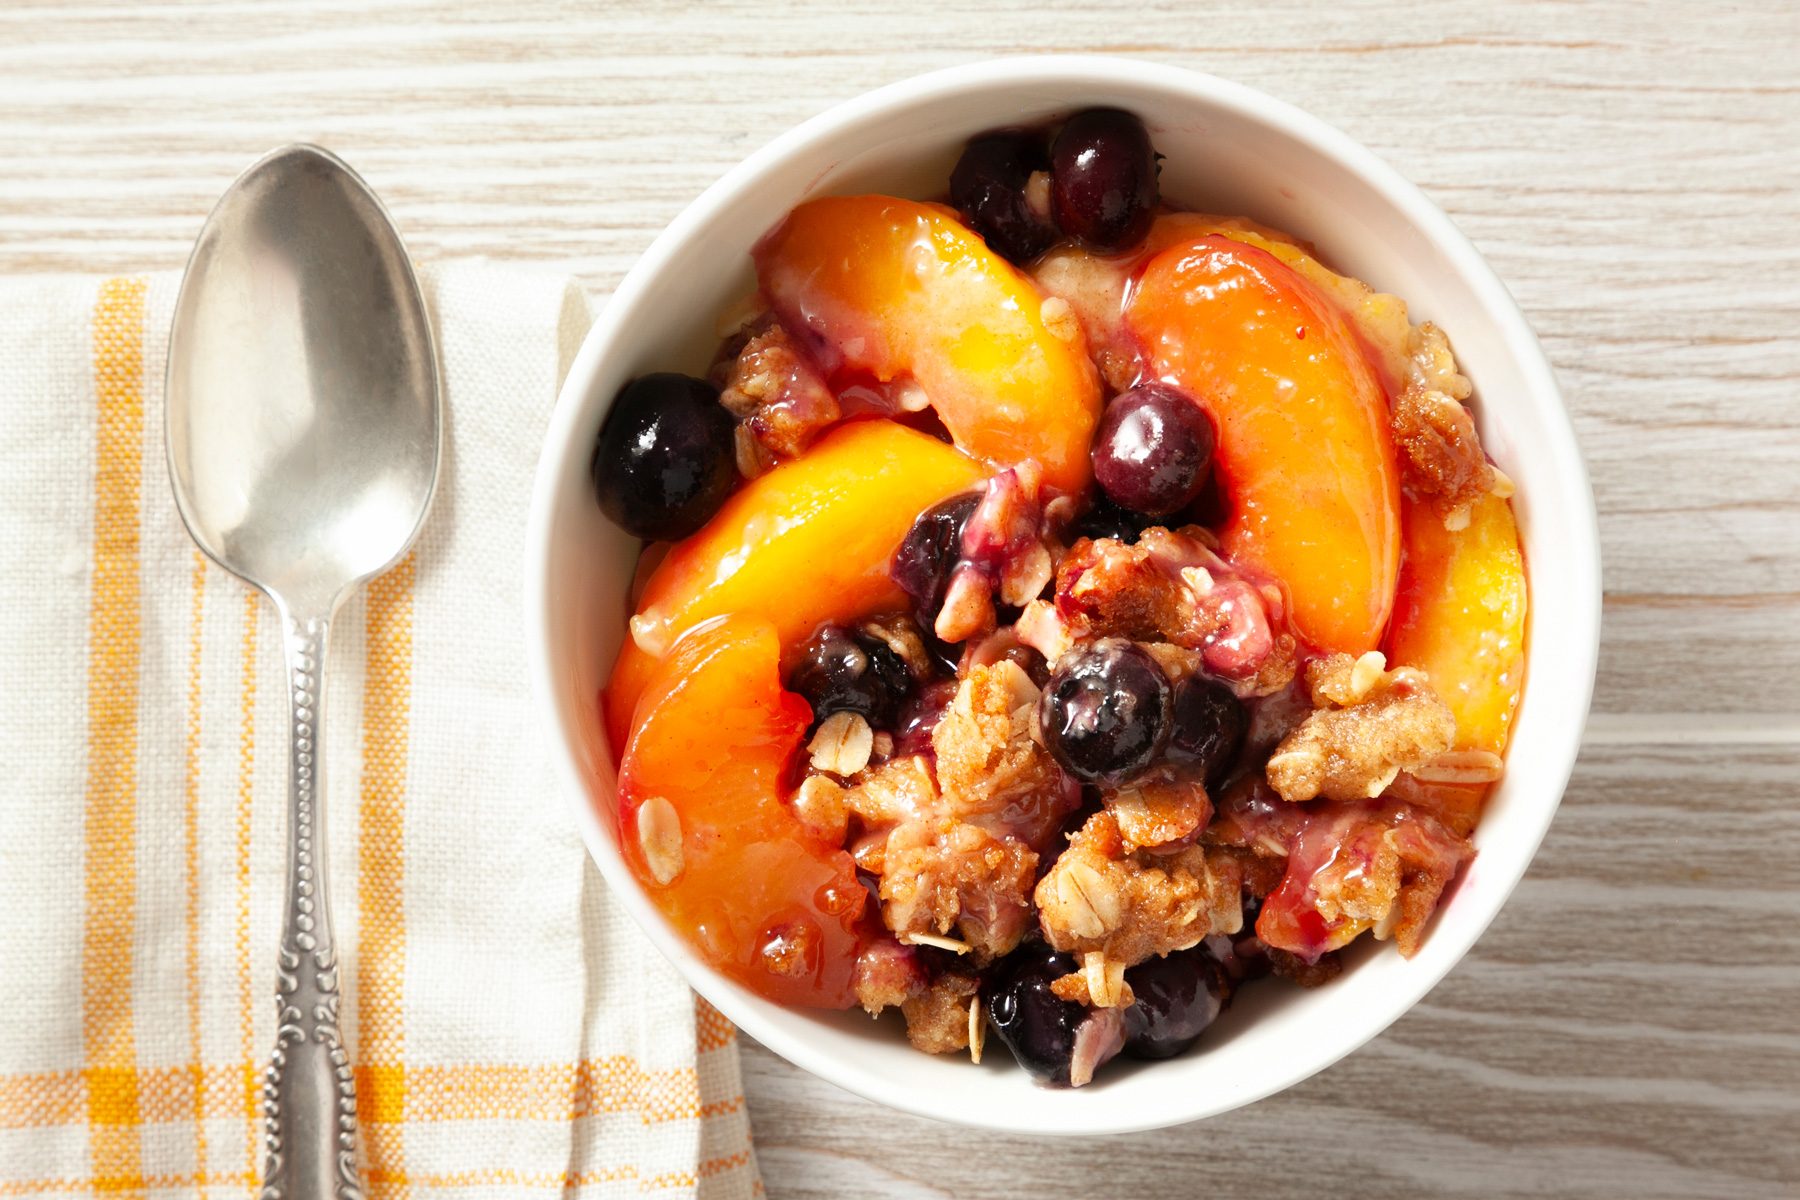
left=851, top=939, right=926, bottom=1015
left=931, top=660, right=1066, bottom=822
left=902, top=972, right=978, bottom=1054
left=880, top=819, right=1037, bottom=962
left=1265, top=653, right=1456, bottom=803
left=718, top=322, right=840, bottom=460
left=1035, top=812, right=1244, bottom=967
left=1103, top=766, right=1213, bottom=850
left=1391, top=322, right=1495, bottom=519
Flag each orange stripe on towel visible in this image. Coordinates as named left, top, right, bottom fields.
left=0, top=1055, right=702, bottom=1129
left=696, top=995, right=739, bottom=1052
left=359, top=553, right=416, bottom=1195
left=82, top=276, right=148, bottom=1196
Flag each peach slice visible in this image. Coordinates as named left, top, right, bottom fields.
left=617, top=614, right=867, bottom=1008
left=1387, top=490, right=1528, bottom=757
left=1125, top=235, right=1402, bottom=654
left=1032, top=211, right=1411, bottom=386
left=1144, top=214, right=1420, bottom=391
left=755, top=194, right=1102, bottom=494
left=603, top=419, right=986, bottom=751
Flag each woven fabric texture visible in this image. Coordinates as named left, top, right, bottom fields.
left=0, top=266, right=759, bottom=1199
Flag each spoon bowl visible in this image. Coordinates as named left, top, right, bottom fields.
left=167, top=144, right=439, bottom=615
left=166, top=143, right=440, bottom=1196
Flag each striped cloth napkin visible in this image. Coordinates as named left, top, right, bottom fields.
left=0, top=266, right=760, bottom=1198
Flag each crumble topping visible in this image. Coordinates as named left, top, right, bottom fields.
left=1407, top=320, right=1474, bottom=403
left=1035, top=811, right=1245, bottom=967
left=843, top=661, right=1077, bottom=964
left=717, top=320, right=841, bottom=465
left=790, top=774, right=849, bottom=845
left=901, top=971, right=979, bottom=1054
left=1257, top=800, right=1475, bottom=960
left=1391, top=322, right=1499, bottom=522
left=1307, top=807, right=1470, bottom=956
left=930, top=660, right=1072, bottom=836
left=1053, top=528, right=1297, bottom=694
left=1103, top=765, right=1213, bottom=850
left=1265, top=652, right=1456, bottom=803
left=879, top=819, right=1037, bottom=962
left=851, top=939, right=926, bottom=1016
left=838, top=754, right=938, bottom=827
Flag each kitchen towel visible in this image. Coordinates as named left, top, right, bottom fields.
left=0, top=266, right=760, bottom=1199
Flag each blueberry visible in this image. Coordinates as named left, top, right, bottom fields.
left=788, top=625, right=911, bottom=730
left=1122, top=946, right=1228, bottom=1060
left=1037, top=638, right=1172, bottom=784
left=950, top=130, right=1057, bottom=264
left=1050, top=108, right=1159, bottom=251
left=1091, top=384, right=1215, bottom=518
left=981, top=942, right=1086, bottom=1085
left=1069, top=498, right=1148, bottom=545
left=592, top=373, right=738, bottom=541
left=891, top=493, right=979, bottom=623
left=1167, top=675, right=1248, bottom=787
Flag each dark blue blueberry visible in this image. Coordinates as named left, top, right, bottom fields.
left=1167, top=675, right=1248, bottom=787
left=981, top=942, right=1087, bottom=1085
left=1122, top=946, right=1228, bottom=1060
left=592, top=373, right=737, bottom=541
left=891, top=493, right=979, bottom=624
left=950, top=130, right=1057, bottom=264
left=1037, top=638, right=1172, bottom=784
left=1091, top=384, right=1215, bottom=518
left=789, top=625, right=912, bottom=731
left=1050, top=108, right=1159, bottom=251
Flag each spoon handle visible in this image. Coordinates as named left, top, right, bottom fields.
left=261, top=610, right=364, bottom=1200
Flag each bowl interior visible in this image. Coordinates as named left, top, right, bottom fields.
left=528, top=59, right=1598, bottom=1134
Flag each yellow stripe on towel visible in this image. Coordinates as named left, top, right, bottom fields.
left=359, top=552, right=416, bottom=1195
left=82, top=276, right=149, bottom=1195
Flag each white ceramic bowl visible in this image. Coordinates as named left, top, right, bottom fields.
left=525, top=57, right=1600, bottom=1134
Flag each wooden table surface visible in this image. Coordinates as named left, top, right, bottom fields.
left=4, top=2, right=1795, bottom=1196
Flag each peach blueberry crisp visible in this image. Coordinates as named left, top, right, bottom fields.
left=590, top=108, right=1527, bottom=1087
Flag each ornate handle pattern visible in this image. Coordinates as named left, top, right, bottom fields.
left=261, top=612, right=364, bottom=1200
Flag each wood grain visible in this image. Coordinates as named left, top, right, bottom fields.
left=2, top=2, right=1794, bottom=1196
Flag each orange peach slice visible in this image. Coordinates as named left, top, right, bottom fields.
left=1032, top=211, right=1411, bottom=385
left=755, top=194, right=1102, bottom=494
left=1387, top=490, right=1528, bottom=757
left=603, top=419, right=986, bottom=751
left=617, top=614, right=867, bottom=1008
left=1125, top=235, right=1402, bottom=654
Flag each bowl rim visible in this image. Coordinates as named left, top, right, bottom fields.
left=524, top=54, right=1601, bottom=1133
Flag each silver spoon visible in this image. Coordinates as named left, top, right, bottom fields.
left=166, top=144, right=440, bottom=1200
